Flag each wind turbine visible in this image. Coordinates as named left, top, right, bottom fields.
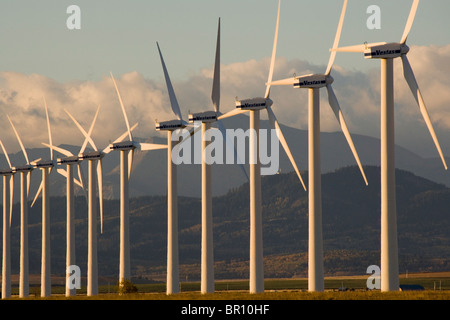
left=186, top=18, right=221, bottom=295
left=218, top=0, right=306, bottom=294
left=109, top=72, right=168, bottom=288
left=41, top=118, right=89, bottom=297
left=269, top=0, right=368, bottom=292
left=155, top=42, right=192, bottom=295
left=8, top=115, right=35, bottom=298
left=44, top=106, right=137, bottom=296
left=187, top=18, right=249, bottom=294
left=30, top=98, right=56, bottom=298
left=0, top=140, right=14, bottom=299
left=62, top=105, right=103, bottom=296
left=65, top=105, right=139, bottom=295
left=332, top=0, right=447, bottom=291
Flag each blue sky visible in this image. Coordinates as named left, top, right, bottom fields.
left=0, top=0, right=449, bottom=82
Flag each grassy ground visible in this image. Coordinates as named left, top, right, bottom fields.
left=4, top=273, right=450, bottom=300
left=7, top=290, right=450, bottom=301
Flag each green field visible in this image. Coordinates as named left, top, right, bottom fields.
left=4, top=272, right=450, bottom=300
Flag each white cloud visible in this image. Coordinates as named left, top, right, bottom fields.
left=0, top=44, right=449, bottom=159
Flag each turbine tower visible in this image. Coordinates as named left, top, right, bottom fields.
left=110, top=73, right=168, bottom=288
left=8, top=115, right=35, bottom=298
left=0, top=140, right=14, bottom=299
left=187, top=18, right=222, bottom=295
left=332, top=0, right=447, bottom=291
left=30, top=98, right=56, bottom=298
left=66, top=106, right=137, bottom=295
left=187, top=18, right=248, bottom=294
left=44, top=106, right=136, bottom=296
left=270, top=0, right=368, bottom=292
left=64, top=106, right=103, bottom=296
left=42, top=122, right=90, bottom=297
left=155, top=42, right=191, bottom=295
left=218, top=0, right=307, bottom=294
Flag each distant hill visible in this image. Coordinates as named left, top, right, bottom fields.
left=4, top=165, right=450, bottom=282
left=2, top=114, right=449, bottom=203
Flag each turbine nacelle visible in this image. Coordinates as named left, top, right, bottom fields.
left=0, top=169, right=15, bottom=175
left=13, top=165, right=34, bottom=172
left=188, top=111, right=218, bottom=123
left=57, top=156, right=80, bottom=165
left=293, top=74, right=333, bottom=89
left=79, top=151, right=105, bottom=161
left=32, top=159, right=54, bottom=169
left=155, top=119, right=185, bottom=131
left=236, top=97, right=273, bottom=110
left=364, top=43, right=410, bottom=59
left=110, top=141, right=136, bottom=151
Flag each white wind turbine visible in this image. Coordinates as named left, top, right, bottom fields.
left=65, top=105, right=139, bottom=295
left=48, top=105, right=103, bottom=296
left=155, top=42, right=193, bottom=295
left=109, top=73, right=168, bottom=288
left=218, top=0, right=307, bottom=294
left=332, top=0, right=447, bottom=291
left=41, top=114, right=92, bottom=297
left=29, top=98, right=56, bottom=298
left=44, top=105, right=137, bottom=296
left=187, top=18, right=248, bottom=294
left=269, top=0, right=368, bottom=292
left=0, top=140, right=14, bottom=299
left=8, top=115, right=36, bottom=298
left=67, top=107, right=103, bottom=296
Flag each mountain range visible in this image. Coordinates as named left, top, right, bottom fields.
left=4, top=164, right=450, bottom=282
left=1, top=114, right=448, bottom=203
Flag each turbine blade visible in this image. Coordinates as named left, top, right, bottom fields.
left=268, top=77, right=296, bottom=87
left=31, top=179, right=43, bottom=208
left=102, top=123, right=139, bottom=154
left=110, top=72, right=133, bottom=141
left=331, top=44, right=365, bottom=53
left=331, top=42, right=387, bottom=53
left=9, top=175, right=14, bottom=227
left=0, top=139, right=12, bottom=169
left=136, top=142, right=168, bottom=151
left=42, top=143, right=74, bottom=157
left=325, top=0, right=348, bottom=76
left=44, top=96, right=54, bottom=161
left=217, top=108, right=249, bottom=120
left=400, top=0, right=420, bottom=44
left=265, top=0, right=281, bottom=99
left=266, top=106, right=307, bottom=191
left=77, top=164, right=85, bottom=190
left=217, top=120, right=249, bottom=181
left=26, top=171, right=31, bottom=199
left=211, top=18, right=221, bottom=112
left=97, top=159, right=104, bottom=234
left=326, top=84, right=368, bottom=185
left=128, top=149, right=134, bottom=180
left=65, top=106, right=100, bottom=153
left=56, top=167, right=68, bottom=178
left=401, top=55, right=447, bottom=170
left=56, top=167, right=82, bottom=188
left=8, top=116, right=29, bottom=164
left=156, top=42, right=183, bottom=121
